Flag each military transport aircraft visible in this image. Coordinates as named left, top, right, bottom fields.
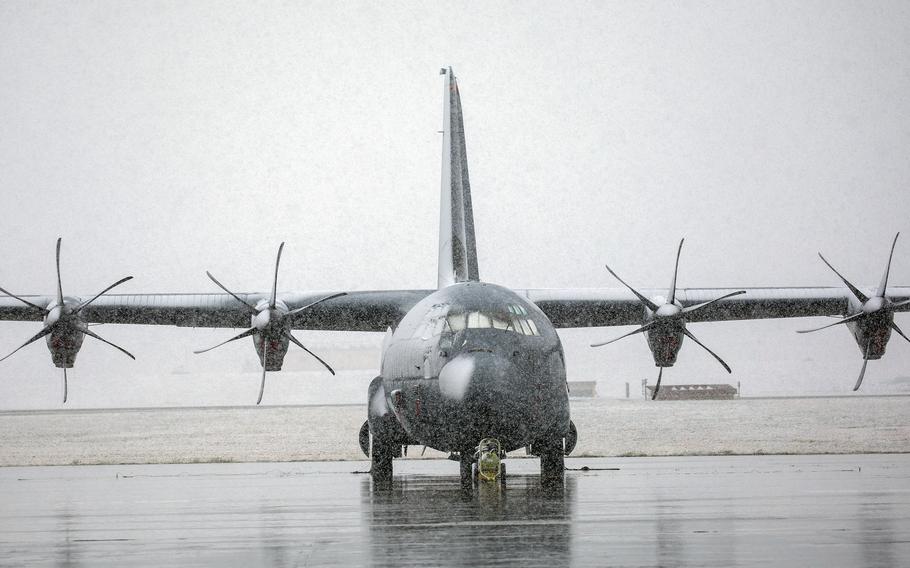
left=0, top=68, right=908, bottom=487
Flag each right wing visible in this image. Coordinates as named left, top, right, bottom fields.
left=523, top=286, right=910, bottom=328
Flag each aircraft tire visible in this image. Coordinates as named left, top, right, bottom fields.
left=537, top=440, right=565, bottom=486
left=358, top=420, right=371, bottom=457
left=459, top=452, right=474, bottom=489
left=564, top=420, right=578, bottom=455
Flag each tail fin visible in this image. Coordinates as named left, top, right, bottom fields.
left=437, top=67, right=480, bottom=289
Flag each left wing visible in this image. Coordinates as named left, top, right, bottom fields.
left=0, top=290, right=434, bottom=331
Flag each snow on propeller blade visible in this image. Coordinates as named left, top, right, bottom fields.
left=0, top=237, right=135, bottom=403
left=194, top=242, right=346, bottom=404
left=590, top=239, right=745, bottom=400
left=797, top=232, right=910, bottom=391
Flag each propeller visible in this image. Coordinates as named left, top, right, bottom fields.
left=591, top=239, right=745, bottom=400
left=0, top=238, right=135, bottom=402
left=194, top=242, right=346, bottom=404
left=798, top=232, right=909, bottom=391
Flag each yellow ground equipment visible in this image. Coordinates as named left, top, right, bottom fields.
left=474, top=438, right=505, bottom=482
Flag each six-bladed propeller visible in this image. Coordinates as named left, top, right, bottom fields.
left=591, top=239, right=746, bottom=400
left=194, top=242, right=345, bottom=404
left=798, top=232, right=910, bottom=391
left=0, top=238, right=134, bottom=402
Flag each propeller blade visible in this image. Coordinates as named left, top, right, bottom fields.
left=206, top=271, right=257, bottom=312
left=681, top=328, right=732, bottom=373
left=668, top=239, right=684, bottom=305
left=75, top=276, right=134, bottom=313
left=683, top=290, right=747, bottom=315
left=63, top=368, right=68, bottom=404
left=818, top=253, right=868, bottom=304
left=193, top=327, right=258, bottom=354
left=257, top=337, right=268, bottom=405
left=892, top=299, right=910, bottom=309
left=83, top=328, right=136, bottom=360
left=55, top=238, right=64, bottom=306
left=876, top=232, right=900, bottom=298
left=271, top=242, right=285, bottom=309
left=652, top=367, right=663, bottom=400
left=604, top=264, right=660, bottom=312
left=796, top=312, right=864, bottom=334
left=0, top=325, right=54, bottom=362
left=286, top=332, right=336, bottom=375
left=287, top=292, right=348, bottom=316
left=854, top=359, right=869, bottom=391
left=854, top=342, right=871, bottom=391
left=889, top=322, right=910, bottom=344
left=0, top=285, right=49, bottom=314
left=590, top=321, right=656, bottom=348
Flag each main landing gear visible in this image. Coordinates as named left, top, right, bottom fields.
left=368, top=426, right=401, bottom=488
left=370, top=438, right=399, bottom=487
left=536, top=440, right=565, bottom=486
left=533, top=425, right=575, bottom=487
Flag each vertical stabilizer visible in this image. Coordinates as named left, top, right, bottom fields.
left=438, top=67, right=480, bottom=289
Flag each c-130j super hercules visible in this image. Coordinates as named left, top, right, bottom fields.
left=1, top=68, right=908, bottom=487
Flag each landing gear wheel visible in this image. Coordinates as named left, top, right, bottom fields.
left=536, top=439, right=565, bottom=487
left=460, top=452, right=474, bottom=489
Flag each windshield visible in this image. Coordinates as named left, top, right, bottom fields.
left=444, top=304, right=540, bottom=336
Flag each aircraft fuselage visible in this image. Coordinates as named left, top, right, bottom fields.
left=378, top=282, right=570, bottom=453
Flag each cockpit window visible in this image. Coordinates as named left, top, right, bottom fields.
left=467, top=312, right=491, bottom=329
left=446, top=313, right=466, bottom=332
left=411, top=303, right=450, bottom=339
left=443, top=304, right=540, bottom=336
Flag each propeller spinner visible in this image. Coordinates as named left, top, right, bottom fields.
left=0, top=238, right=135, bottom=402
left=591, top=239, right=745, bottom=400
left=195, top=242, right=345, bottom=404
left=798, top=232, right=910, bottom=391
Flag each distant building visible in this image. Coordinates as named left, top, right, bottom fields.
left=646, top=384, right=738, bottom=400
left=568, top=381, right=598, bottom=398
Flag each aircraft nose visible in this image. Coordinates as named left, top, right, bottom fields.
left=439, top=351, right=519, bottom=404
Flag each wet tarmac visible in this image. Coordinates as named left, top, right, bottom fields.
left=1, top=454, right=908, bottom=567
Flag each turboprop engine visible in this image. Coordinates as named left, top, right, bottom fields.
left=797, top=233, right=910, bottom=390
left=0, top=238, right=135, bottom=402
left=194, top=242, right=345, bottom=404
left=591, top=239, right=745, bottom=399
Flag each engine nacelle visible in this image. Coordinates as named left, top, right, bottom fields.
left=47, top=329, right=85, bottom=368
left=250, top=303, right=292, bottom=371
left=646, top=326, right=684, bottom=367
left=44, top=300, right=87, bottom=369
left=846, top=310, right=894, bottom=361
left=252, top=331, right=290, bottom=371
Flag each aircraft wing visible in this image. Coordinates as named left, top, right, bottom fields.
left=4, top=287, right=909, bottom=332
left=0, top=290, right=434, bottom=332
left=523, top=287, right=910, bottom=329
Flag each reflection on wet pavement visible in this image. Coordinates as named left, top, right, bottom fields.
left=0, top=455, right=908, bottom=567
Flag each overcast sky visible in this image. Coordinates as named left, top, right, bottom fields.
left=1, top=1, right=909, bottom=408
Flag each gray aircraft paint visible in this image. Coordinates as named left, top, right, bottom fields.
left=369, top=72, right=569, bottom=465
